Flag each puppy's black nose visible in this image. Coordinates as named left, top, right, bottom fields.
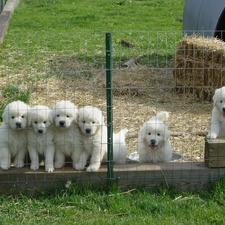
left=59, top=121, right=65, bottom=126
left=223, top=107, right=225, bottom=112
left=150, top=139, right=156, bottom=145
left=16, top=122, right=21, bottom=128
left=85, top=128, right=91, bottom=134
left=38, top=129, right=43, bottom=133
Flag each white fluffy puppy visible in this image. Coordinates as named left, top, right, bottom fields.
left=27, top=105, right=55, bottom=172
left=51, top=100, right=82, bottom=169
left=112, top=128, right=128, bottom=164
left=207, top=87, right=225, bottom=139
left=76, top=106, right=107, bottom=172
left=0, top=100, right=30, bottom=170
left=137, top=111, right=172, bottom=163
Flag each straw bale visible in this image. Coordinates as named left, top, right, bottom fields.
left=174, top=35, right=225, bottom=100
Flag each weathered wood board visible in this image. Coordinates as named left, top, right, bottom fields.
left=205, top=138, right=225, bottom=167
left=0, top=162, right=225, bottom=194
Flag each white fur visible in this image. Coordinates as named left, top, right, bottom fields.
left=102, top=128, right=128, bottom=164
left=137, top=111, right=172, bottom=163
left=112, top=128, right=128, bottom=164
left=76, top=106, right=107, bottom=172
left=50, top=100, right=82, bottom=169
left=0, top=100, right=30, bottom=170
left=27, top=105, right=55, bottom=172
left=207, top=87, right=225, bottom=139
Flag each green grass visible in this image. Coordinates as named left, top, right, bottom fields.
left=0, top=0, right=185, bottom=70
left=2, top=0, right=184, bottom=57
left=0, top=0, right=184, bottom=73
left=2, top=0, right=184, bottom=56
left=10, top=0, right=183, bottom=32
left=1, top=179, right=225, bottom=224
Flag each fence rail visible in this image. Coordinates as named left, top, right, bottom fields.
left=1, top=30, right=225, bottom=194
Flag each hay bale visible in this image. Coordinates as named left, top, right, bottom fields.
left=173, top=35, right=225, bottom=100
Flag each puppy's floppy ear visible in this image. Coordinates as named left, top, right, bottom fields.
left=164, top=127, right=170, bottom=141
left=212, top=87, right=225, bottom=107
left=49, top=108, right=56, bottom=122
left=27, top=111, right=32, bottom=126
left=47, top=109, right=54, bottom=124
left=23, top=109, right=30, bottom=126
left=73, top=107, right=79, bottom=123
left=76, top=111, right=80, bottom=123
left=2, top=106, right=9, bottom=124
left=139, top=122, right=147, bottom=141
left=213, top=88, right=220, bottom=107
left=101, top=115, right=105, bottom=125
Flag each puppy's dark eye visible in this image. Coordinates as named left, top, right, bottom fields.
left=220, top=100, right=223, bottom=103
left=11, top=116, right=15, bottom=119
left=21, top=116, right=24, bottom=118
left=148, top=132, right=151, bottom=135
left=57, top=115, right=60, bottom=117
left=34, top=121, right=37, bottom=124
left=92, top=121, right=95, bottom=124
left=43, top=121, right=46, bottom=124
left=66, top=115, right=70, bottom=118
left=82, top=120, right=85, bottom=123
left=157, top=133, right=160, bottom=136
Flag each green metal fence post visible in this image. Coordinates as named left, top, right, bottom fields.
left=105, top=32, right=114, bottom=186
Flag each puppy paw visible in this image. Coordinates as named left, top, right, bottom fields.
left=207, top=133, right=217, bottom=139
left=46, top=167, right=54, bottom=173
left=14, top=162, right=24, bottom=168
left=54, top=162, right=64, bottom=169
left=74, top=162, right=85, bottom=170
left=86, top=164, right=100, bottom=172
left=30, top=164, right=39, bottom=170
left=1, top=165, right=10, bottom=170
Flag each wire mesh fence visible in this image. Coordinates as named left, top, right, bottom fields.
left=1, top=31, right=225, bottom=194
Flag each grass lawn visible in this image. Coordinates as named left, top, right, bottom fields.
left=1, top=178, right=225, bottom=224
left=10, top=0, right=183, bottom=32
left=3, top=0, right=184, bottom=54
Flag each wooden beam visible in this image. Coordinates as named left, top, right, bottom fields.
left=0, top=0, right=20, bottom=44
left=0, top=162, right=224, bottom=194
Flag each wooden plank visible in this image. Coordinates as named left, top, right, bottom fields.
left=0, top=165, right=109, bottom=195
left=0, top=11, right=11, bottom=44
left=0, top=162, right=225, bottom=194
left=116, top=162, right=215, bottom=191
left=0, top=0, right=20, bottom=44
left=206, top=137, right=225, bottom=144
left=2, top=0, right=19, bottom=13
left=205, top=138, right=225, bottom=167
left=205, top=158, right=225, bottom=167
